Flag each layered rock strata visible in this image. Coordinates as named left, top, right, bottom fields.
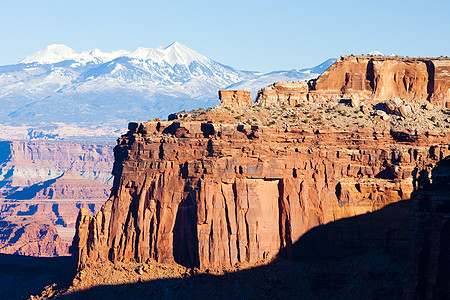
left=0, top=220, right=68, bottom=256
left=0, top=141, right=114, bottom=190
left=72, top=120, right=450, bottom=270
left=256, top=81, right=308, bottom=107
left=219, top=90, right=252, bottom=107
left=256, top=56, right=450, bottom=108
left=0, top=141, right=113, bottom=252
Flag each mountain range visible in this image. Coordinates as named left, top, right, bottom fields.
left=0, top=42, right=336, bottom=140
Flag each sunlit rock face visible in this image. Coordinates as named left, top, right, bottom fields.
left=219, top=90, right=253, bottom=108
left=257, top=56, right=450, bottom=108
left=0, top=141, right=114, bottom=251
left=72, top=120, right=450, bottom=270
left=0, top=220, right=68, bottom=256
left=256, top=81, right=309, bottom=107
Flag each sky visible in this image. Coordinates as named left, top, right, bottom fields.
left=1, top=0, right=449, bottom=73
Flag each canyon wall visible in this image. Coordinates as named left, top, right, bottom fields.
left=0, top=220, right=68, bottom=256
left=0, top=140, right=114, bottom=190
left=402, top=155, right=450, bottom=299
left=219, top=90, right=252, bottom=107
left=255, top=81, right=308, bottom=107
left=0, top=141, right=114, bottom=255
left=72, top=120, right=450, bottom=271
left=256, top=56, right=450, bottom=108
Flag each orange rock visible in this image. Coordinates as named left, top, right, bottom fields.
left=0, top=220, right=68, bottom=256
left=256, top=81, right=308, bottom=106
left=371, top=59, right=428, bottom=100
left=308, top=55, right=373, bottom=102
left=219, top=90, right=252, bottom=107
left=72, top=120, right=450, bottom=271
left=429, top=59, right=450, bottom=107
left=256, top=56, right=450, bottom=108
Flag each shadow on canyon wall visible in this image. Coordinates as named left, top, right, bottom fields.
left=59, top=200, right=413, bottom=300
left=5, top=177, right=58, bottom=200
left=0, top=201, right=411, bottom=299
left=4, top=156, right=448, bottom=299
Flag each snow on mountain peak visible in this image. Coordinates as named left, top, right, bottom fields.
left=126, top=42, right=209, bottom=65
left=368, top=51, right=384, bottom=56
left=20, top=44, right=131, bottom=65
left=78, top=48, right=130, bottom=63
left=19, top=42, right=209, bottom=66
left=20, top=44, right=78, bottom=64
left=163, top=41, right=208, bottom=65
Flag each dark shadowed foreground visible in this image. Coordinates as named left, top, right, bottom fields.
left=0, top=254, right=71, bottom=299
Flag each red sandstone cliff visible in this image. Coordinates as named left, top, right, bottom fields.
left=219, top=90, right=252, bottom=107
left=256, top=55, right=450, bottom=108
left=72, top=120, right=450, bottom=271
left=65, top=55, right=450, bottom=299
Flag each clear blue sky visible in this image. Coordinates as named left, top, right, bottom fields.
left=1, top=0, right=449, bottom=72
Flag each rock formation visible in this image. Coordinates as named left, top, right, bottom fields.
left=0, top=141, right=114, bottom=253
left=0, top=141, right=113, bottom=189
left=72, top=119, right=450, bottom=271
left=219, top=90, right=252, bottom=107
left=9, top=172, right=110, bottom=200
left=0, top=220, right=68, bottom=256
left=256, top=55, right=450, bottom=108
left=256, top=81, right=308, bottom=107
left=65, top=56, right=450, bottom=299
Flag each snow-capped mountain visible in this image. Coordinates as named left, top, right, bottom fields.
left=226, top=58, right=336, bottom=98
left=0, top=42, right=334, bottom=140
left=21, top=44, right=129, bottom=65
left=368, top=51, right=384, bottom=56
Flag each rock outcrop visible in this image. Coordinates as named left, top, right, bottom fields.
left=9, top=172, right=110, bottom=200
left=0, top=141, right=113, bottom=253
left=0, top=140, right=114, bottom=191
left=72, top=120, right=450, bottom=271
left=219, top=90, right=252, bottom=107
left=0, top=220, right=68, bottom=256
left=256, top=81, right=308, bottom=107
left=256, top=56, right=450, bottom=108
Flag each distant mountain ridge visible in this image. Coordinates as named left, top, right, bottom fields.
left=226, top=58, right=336, bottom=98
left=0, top=42, right=336, bottom=140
